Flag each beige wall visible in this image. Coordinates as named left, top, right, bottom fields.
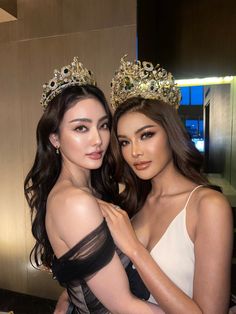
left=0, top=0, right=136, bottom=299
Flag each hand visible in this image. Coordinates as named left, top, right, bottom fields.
left=98, top=200, right=141, bottom=257
left=54, top=290, right=70, bottom=314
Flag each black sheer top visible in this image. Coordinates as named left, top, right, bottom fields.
left=52, top=220, right=149, bottom=313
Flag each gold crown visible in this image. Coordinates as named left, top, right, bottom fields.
left=110, top=55, right=181, bottom=110
left=40, top=57, right=96, bottom=110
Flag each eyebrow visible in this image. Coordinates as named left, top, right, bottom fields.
left=118, top=124, right=155, bottom=138
left=69, top=115, right=108, bottom=123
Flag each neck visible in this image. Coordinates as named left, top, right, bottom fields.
left=60, top=160, right=91, bottom=189
left=150, top=162, right=186, bottom=197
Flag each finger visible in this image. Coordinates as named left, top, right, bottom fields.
left=98, top=199, right=126, bottom=216
left=97, top=199, right=107, bottom=205
left=101, top=203, right=120, bottom=216
left=98, top=201, right=126, bottom=221
left=100, top=206, right=116, bottom=220
left=97, top=200, right=117, bottom=213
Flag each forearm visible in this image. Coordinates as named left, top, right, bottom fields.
left=54, top=290, right=70, bottom=314
left=133, top=299, right=165, bottom=314
left=129, top=243, right=202, bottom=314
left=87, top=253, right=165, bottom=314
left=111, top=295, right=165, bottom=314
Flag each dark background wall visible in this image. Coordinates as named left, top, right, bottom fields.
left=137, top=0, right=236, bottom=78
left=137, top=0, right=236, bottom=191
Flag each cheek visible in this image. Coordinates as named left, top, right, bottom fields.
left=121, top=147, right=131, bottom=164
left=102, top=131, right=110, bottom=149
left=60, top=133, right=85, bottom=152
left=150, top=137, right=171, bottom=159
left=106, top=131, right=111, bottom=144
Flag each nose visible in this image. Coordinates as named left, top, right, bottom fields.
left=131, top=141, right=143, bottom=158
left=91, top=127, right=102, bottom=146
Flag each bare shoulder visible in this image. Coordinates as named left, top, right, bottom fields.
left=196, top=186, right=231, bottom=212
left=48, top=184, right=101, bottom=217
left=46, top=184, right=103, bottom=248
left=194, top=186, right=233, bottom=227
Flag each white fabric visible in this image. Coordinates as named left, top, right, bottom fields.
left=148, top=185, right=202, bottom=304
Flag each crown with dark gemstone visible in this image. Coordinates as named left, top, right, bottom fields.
left=40, top=57, right=96, bottom=110
left=111, top=55, right=181, bottom=110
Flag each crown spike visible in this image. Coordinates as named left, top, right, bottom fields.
left=110, top=55, right=181, bottom=110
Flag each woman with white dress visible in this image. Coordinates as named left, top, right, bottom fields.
left=101, top=56, right=233, bottom=314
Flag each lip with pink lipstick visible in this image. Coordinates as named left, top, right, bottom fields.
left=133, top=160, right=151, bottom=170
left=86, top=151, right=103, bottom=160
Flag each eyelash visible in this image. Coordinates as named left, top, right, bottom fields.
left=119, top=131, right=155, bottom=147
left=75, top=125, right=88, bottom=132
left=100, top=122, right=109, bottom=129
left=141, top=131, right=155, bottom=140
left=119, top=140, right=129, bottom=147
left=74, top=122, right=109, bottom=133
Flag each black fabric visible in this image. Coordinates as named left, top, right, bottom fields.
left=115, top=248, right=150, bottom=300
left=52, top=220, right=150, bottom=313
left=126, top=262, right=150, bottom=300
left=52, top=220, right=115, bottom=284
left=52, top=220, right=114, bottom=313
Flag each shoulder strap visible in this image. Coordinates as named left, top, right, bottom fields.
left=183, top=185, right=203, bottom=209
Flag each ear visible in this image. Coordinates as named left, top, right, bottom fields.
left=49, top=133, right=60, bottom=149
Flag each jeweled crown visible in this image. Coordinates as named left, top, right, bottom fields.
left=40, top=57, right=96, bottom=110
left=110, top=55, right=181, bottom=110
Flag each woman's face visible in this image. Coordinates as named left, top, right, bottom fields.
left=117, top=111, right=173, bottom=180
left=51, top=98, right=110, bottom=170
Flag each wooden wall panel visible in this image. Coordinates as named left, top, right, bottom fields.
left=206, top=85, right=231, bottom=173
left=230, top=79, right=236, bottom=188
left=138, top=0, right=236, bottom=78
left=0, top=42, right=28, bottom=292
left=0, top=0, right=136, bottom=300
left=1, top=0, right=136, bottom=43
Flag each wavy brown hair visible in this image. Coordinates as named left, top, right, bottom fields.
left=111, top=97, right=219, bottom=217
left=24, top=85, right=118, bottom=269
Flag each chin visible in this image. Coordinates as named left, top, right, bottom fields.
left=133, top=171, right=153, bottom=181
left=138, top=175, right=152, bottom=181
left=88, top=160, right=104, bottom=170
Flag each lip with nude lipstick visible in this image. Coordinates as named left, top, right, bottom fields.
left=86, top=151, right=103, bottom=160
left=133, top=160, right=151, bottom=170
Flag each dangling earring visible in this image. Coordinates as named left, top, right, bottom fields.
left=56, top=146, right=60, bottom=154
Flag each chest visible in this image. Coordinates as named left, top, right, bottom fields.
left=132, top=196, right=197, bottom=251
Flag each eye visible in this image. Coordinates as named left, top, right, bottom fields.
left=119, top=140, right=129, bottom=147
left=100, top=122, right=109, bottom=129
left=75, top=125, right=88, bottom=132
left=141, top=131, right=154, bottom=140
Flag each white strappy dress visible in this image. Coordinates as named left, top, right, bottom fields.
left=148, top=185, right=202, bottom=304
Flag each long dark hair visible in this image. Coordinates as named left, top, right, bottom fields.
left=111, top=97, right=219, bottom=217
left=24, top=85, right=118, bottom=269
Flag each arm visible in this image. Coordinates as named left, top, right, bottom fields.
left=87, top=249, right=164, bottom=314
left=54, top=290, right=70, bottom=314
left=100, top=191, right=233, bottom=314
left=49, top=191, right=164, bottom=314
left=192, top=191, right=233, bottom=313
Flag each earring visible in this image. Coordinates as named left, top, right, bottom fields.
left=56, top=146, right=60, bottom=154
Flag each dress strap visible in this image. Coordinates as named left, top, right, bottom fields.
left=183, top=185, right=203, bottom=209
